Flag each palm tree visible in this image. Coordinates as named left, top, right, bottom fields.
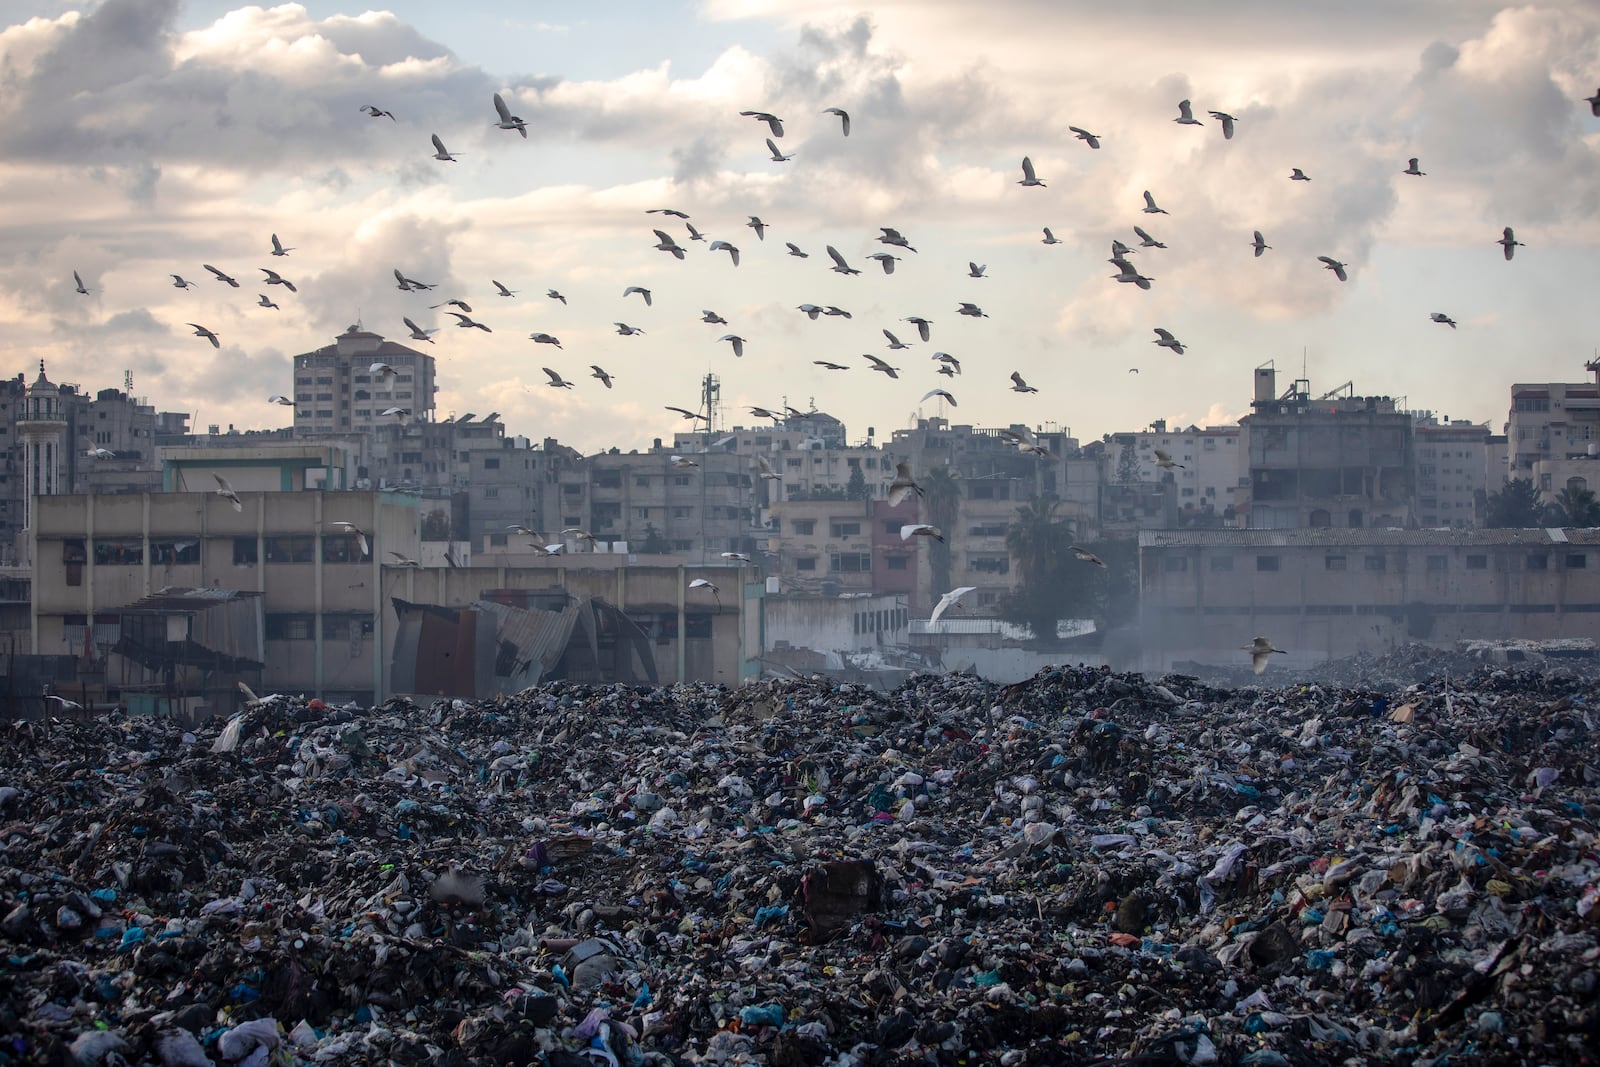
left=1549, top=484, right=1600, bottom=527
left=1003, top=495, right=1078, bottom=639
left=922, top=466, right=960, bottom=595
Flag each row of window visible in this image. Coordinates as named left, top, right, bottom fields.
left=62, top=536, right=372, bottom=569
left=854, top=607, right=908, bottom=634
left=264, top=613, right=375, bottom=640
left=1161, top=551, right=1586, bottom=574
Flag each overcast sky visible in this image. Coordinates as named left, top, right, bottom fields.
left=1, top=0, right=1596, bottom=453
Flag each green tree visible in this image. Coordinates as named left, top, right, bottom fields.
left=846, top=463, right=869, bottom=500
left=639, top=522, right=669, bottom=554
left=1116, top=440, right=1141, bottom=484
left=421, top=507, right=451, bottom=541
left=1546, top=484, right=1600, bottom=527
left=999, top=495, right=1096, bottom=640
left=1485, top=478, right=1544, bottom=528
left=922, top=466, right=960, bottom=595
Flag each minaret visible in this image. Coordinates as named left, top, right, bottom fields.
left=18, top=360, right=68, bottom=534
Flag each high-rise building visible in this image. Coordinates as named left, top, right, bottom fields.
left=291, top=325, right=437, bottom=435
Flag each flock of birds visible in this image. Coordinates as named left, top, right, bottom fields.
left=64, top=80, right=1600, bottom=672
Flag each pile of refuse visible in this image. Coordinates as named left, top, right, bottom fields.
left=2, top=656, right=1597, bottom=1065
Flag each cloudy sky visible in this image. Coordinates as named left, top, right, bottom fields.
left=2, top=0, right=1597, bottom=454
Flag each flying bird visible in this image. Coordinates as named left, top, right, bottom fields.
left=1207, top=110, right=1236, bottom=138
left=822, top=306, right=852, bottom=318
left=702, top=309, right=728, bottom=324
left=170, top=274, right=196, bottom=289
left=624, top=285, right=654, bottom=305
left=1009, top=371, right=1038, bottom=394
left=360, top=104, right=395, bottom=120
left=920, top=388, right=956, bottom=406
left=387, top=551, right=420, bottom=568
left=957, top=302, right=988, bottom=318
left=186, top=323, right=220, bottom=348
left=403, top=316, right=437, bottom=342
left=813, top=360, right=850, bottom=370
left=685, top=222, right=707, bottom=241
left=722, top=551, right=753, bottom=563
left=1071, top=546, right=1107, bottom=567
left=330, top=521, right=369, bottom=557
left=449, top=311, right=491, bottom=332
left=1109, top=257, right=1154, bottom=289
left=492, top=279, right=517, bottom=297
left=430, top=133, right=459, bottom=161
left=901, top=523, right=945, bottom=543
left=546, top=289, right=567, bottom=304
left=998, top=427, right=1052, bottom=458
left=883, top=328, right=911, bottom=350
left=380, top=406, right=411, bottom=420
left=1133, top=226, right=1166, bottom=249
left=1498, top=226, right=1523, bottom=261
left=720, top=334, right=747, bottom=357
left=1041, top=228, right=1062, bottom=245
left=1252, top=231, right=1271, bottom=257
left=766, top=138, right=794, bottom=162
left=886, top=461, right=924, bottom=506
left=746, top=216, right=768, bottom=240
left=1242, top=636, right=1287, bottom=675
left=688, top=577, right=721, bottom=606
left=529, top=333, right=562, bottom=348
left=1317, top=256, right=1348, bottom=281
left=904, top=316, right=932, bottom=341
left=826, top=246, right=860, bottom=276
left=1289, top=168, right=1311, bottom=181
left=749, top=406, right=782, bottom=420
left=370, top=361, right=397, bottom=379
left=1153, top=328, right=1186, bottom=354
left=740, top=110, right=784, bottom=137
left=1586, top=88, right=1600, bottom=116
left=1069, top=126, right=1101, bottom=149
left=204, top=264, right=239, bottom=287
left=928, top=586, right=977, bottom=627
left=1430, top=312, right=1457, bottom=329
left=967, top=261, right=987, bottom=279
left=492, top=92, right=528, bottom=137
left=267, top=395, right=294, bottom=406
left=822, top=106, right=850, bottom=135
left=86, top=447, right=115, bottom=459
left=1174, top=99, right=1203, bottom=125
left=542, top=367, right=575, bottom=389
left=867, top=252, right=900, bottom=274
left=863, top=354, right=900, bottom=378
left=260, top=268, right=296, bottom=292
left=797, top=304, right=825, bottom=319
left=670, top=455, right=699, bottom=468
left=1403, top=157, right=1426, bottom=176
left=590, top=365, right=614, bottom=388
left=785, top=242, right=809, bottom=258
left=432, top=298, right=471, bottom=313
left=709, top=240, right=741, bottom=266
left=755, top=455, right=782, bottom=480
left=257, top=294, right=279, bottom=309
left=647, top=208, right=690, bottom=219
left=393, top=269, right=434, bottom=290
left=614, top=322, right=645, bottom=336
left=269, top=233, right=294, bottom=256
left=878, top=227, right=917, bottom=252
left=1112, top=239, right=1135, bottom=258
left=666, top=406, right=709, bottom=420
left=213, top=474, right=243, bottom=512
left=932, top=351, right=961, bottom=374
left=653, top=230, right=686, bottom=260
left=1017, top=156, right=1046, bottom=187
left=1142, top=191, right=1169, bottom=214
left=1154, top=448, right=1185, bottom=470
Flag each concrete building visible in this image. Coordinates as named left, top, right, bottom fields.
left=1413, top=415, right=1491, bottom=528
left=1506, top=365, right=1600, bottom=482
left=1239, top=368, right=1413, bottom=529
left=291, top=325, right=437, bottom=435
left=557, top=447, right=756, bottom=560
left=1137, top=527, right=1600, bottom=673
left=1108, top=421, right=1244, bottom=527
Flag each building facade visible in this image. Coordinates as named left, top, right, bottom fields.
left=291, top=325, right=438, bottom=435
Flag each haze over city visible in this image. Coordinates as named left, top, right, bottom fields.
left=2, top=0, right=1597, bottom=455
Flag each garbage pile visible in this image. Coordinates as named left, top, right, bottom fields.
left=2, top=655, right=1598, bottom=1065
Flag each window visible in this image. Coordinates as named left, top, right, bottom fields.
left=1256, top=555, right=1280, bottom=572
left=1426, top=555, right=1447, bottom=572
left=1163, top=557, right=1189, bottom=572
left=967, top=524, right=1008, bottom=537
left=322, top=614, right=374, bottom=639
left=151, top=540, right=201, bottom=565
left=792, top=520, right=815, bottom=535
left=830, top=522, right=861, bottom=537
left=1466, top=555, right=1488, bottom=570
left=323, top=535, right=368, bottom=563
left=63, top=538, right=85, bottom=587
left=673, top=507, right=691, bottom=518
left=233, top=538, right=258, bottom=565
left=265, top=613, right=314, bottom=640
left=886, top=556, right=908, bottom=571
left=635, top=477, right=650, bottom=487
left=1528, top=553, right=1549, bottom=571
left=93, top=539, right=143, bottom=565
left=1325, top=555, right=1346, bottom=571
left=263, top=536, right=315, bottom=563
left=967, top=556, right=1010, bottom=574
left=1209, top=554, right=1234, bottom=572
left=483, top=457, right=500, bottom=470
left=795, top=557, right=817, bottom=571
left=830, top=552, right=872, bottom=572
left=634, top=507, right=650, bottom=520
left=1568, top=553, right=1587, bottom=569
left=1365, top=555, right=1386, bottom=572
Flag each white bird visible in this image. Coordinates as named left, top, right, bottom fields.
left=998, top=427, right=1052, bottom=458
left=1112, top=239, right=1135, bottom=258
left=267, top=395, right=294, bottom=406
left=387, top=551, right=421, bottom=567
left=204, top=264, right=239, bottom=287
left=647, top=207, right=690, bottom=219
left=1017, top=156, right=1045, bottom=187
left=432, top=298, right=472, bottom=313
left=1498, top=226, right=1523, bottom=261
left=653, top=230, right=686, bottom=260
left=269, top=233, right=294, bottom=256
left=492, top=279, right=517, bottom=297
left=591, top=365, right=614, bottom=388
left=1290, top=167, right=1311, bottom=181
left=921, top=388, right=956, bottom=406
left=702, top=309, right=728, bottom=324
left=755, top=455, right=781, bottom=480
left=886, top=461, right=923, bottom=506
left=1072, top=546, right=1108, bottom=568
left=1009, top=371, right=1038, bottom=394
left=257, top=294, right=279, bottom=309
left=1430, top=312, right=1457, bottom=329
left=330, top=521, right=369, bottom=557
left=449, top=311, right=491, bottom=332
left=170, top=274, right=196, bottom=289
left=43, top=693, right=84, bottom=713
left=867, top=252, right=900, bottom=274
left=932, top=351, right=961, bottom=374
left=1109, top=257, right=1155, bottom=289
left=785, top=242, right=809, bottom=258
left=797, top=304, right=825, bottom=320
left=666, top=405, right=709, bottom=421
left=901, top=523, right=944, bottom=543
left=1403, top=157, right=1426, bottom=176
left=813, top=360, right=850, bottom=370
left=878, top=227, right=917, bottom=252
left=1041, top=227, right=1062, bottom=245
left=370, top=361, right=397, bottom=379
left=863, top=353, right=899, bottom=378
left=260, top=267, right=296, bottom=292
left=546, top=289, right=567, bottom=304
left=1207, top=110, right=1236, bottom=138
left=747, top=216, right=768, bottom=240
left=213, top=473, right=243, bottom=512
left=709, top=240, right=741, bottom=266
left=722, top=551, right=753, bottom=563
left=670, top=455, right=699, bottom=468
left=928, top=586, right=977, bottom=627
left=957, top=302, right=988, bottom=318
left=1252, top=231, right=1271, bottom=257
left=72, top=269, right=90, bottom=294
left=1587, top=87, right=1600, bottom=116
left=904, top=316, right=932, bottom=341
left=826, top=246, right=860, bottom=276
left=1154, top=448, right=1185, bottom=470
left=380, top=406, right=411, bottom=420
left=1153, top=328, right=1186, bottom=354
left=529, top=333, right=562, bottom=348
left=766, top=138, right=794, bottom=162
left=430, top=133, right=459, bottom=161
left=883, top=329, right=911, bottom=350
left=740, top=110, right=784, bottom=137
left=1242, top=636, right=1287, bottom=675
left=86, top=447, right=115, bottom=459
left=689, top=577, right=721, bottom=605
left=1317, top=256, right=1348, bottom=282
left=360, top=104, right=395, bottom=120
left=1174, top=99, right=1204, bottom=125
left=393, top=269, right=434, bottom=291
left=542, top=367, right=575, bottom=389
left=822, top=106, right=850, bottom=135
left=823, top=306, right=852, bottom=318
left=968, top=261, right=987, bottom=279
left=186, top=323, right=220, bottom=348
left=1069, top=126, right=1101, bottom=149
left=403, top=316, right=438, bottom=342
left=1133, top=226, right=1166, bottom=249
left=492, top=92, right=528, bottom=137
left=720, top=334, right=747, bottom=357
left=684, top=223, right=706, bottom=242
left=750, top=406, right=782, bottom=420
left=1142, top=190, right=1169, bottom=214
left=614, top=322, right=644, bottom=336
left=562, top=528, right=600, bottom=547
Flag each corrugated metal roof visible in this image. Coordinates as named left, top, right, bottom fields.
left=119, top=586, right=263, bottom=613
left=1138, top=528, right=1600, bottom=548
left=473, top=597, right=583, bottom=687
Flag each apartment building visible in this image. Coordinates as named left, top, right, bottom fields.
left=1412, top=415, right=1491, bottom=527
left=291, top=325, right=437, bottom=435
left=1507, top=364, right=1600, bottom=481
left=556, top=448, right=756, bottom=560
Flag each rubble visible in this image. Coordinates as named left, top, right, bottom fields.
left=1, top=649, right=1598, bottom=1065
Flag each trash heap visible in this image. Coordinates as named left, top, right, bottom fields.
left=2, top=653, right=1598, bottom=1065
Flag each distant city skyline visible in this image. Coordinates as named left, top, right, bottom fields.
left=1, top=0, right=1596, bottom=454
